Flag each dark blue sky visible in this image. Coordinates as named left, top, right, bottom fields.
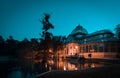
left=0, top=0, right=120, bottom=41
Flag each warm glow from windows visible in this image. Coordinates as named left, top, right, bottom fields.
left=49, top=49, right=52, bottom=52
left=64, top=66, right=66, bottom=71
left=75, top=67, right=78, bottom=70
left=75, top=46, right=78, bottom=49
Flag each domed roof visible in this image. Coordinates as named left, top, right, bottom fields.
left=71, top=25, right=88, bottom=35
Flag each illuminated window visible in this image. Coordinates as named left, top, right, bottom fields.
left=75, top=46, right=78, bottom=49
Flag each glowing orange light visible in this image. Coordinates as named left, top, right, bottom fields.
left=64, top=66, right=66, bottom=71
left=75, top=67, right=78, bottom=70
left=75, top=46, right=78, bottom=49
left=91, top=64, right=95, bottom=68
left=49, top=49, right=52, bottom=52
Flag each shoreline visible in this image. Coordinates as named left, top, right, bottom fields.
left=36, top=64, right=120, bottom=78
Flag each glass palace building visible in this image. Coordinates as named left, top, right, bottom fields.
left=62, top=25, right=120, bottom=59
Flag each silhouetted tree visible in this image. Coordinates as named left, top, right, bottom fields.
left=18, top=38, right=32, bottom=58
left=41, top=14, right=54, bottom=31
left=0, top=35, right=5, bottom=55
left=31, top=38, right=39, bottom=51
left=38, top=14, right=55, bottom=62
left=0, top=35, right=5, bottom=45
left=52, top=36, right=66, bottom=56
left=4, top=36, right=19, bottom=57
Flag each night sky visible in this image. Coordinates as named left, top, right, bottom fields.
left=0, top=0, right=120, bottom=41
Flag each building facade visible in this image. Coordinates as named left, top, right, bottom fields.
left=63, top=25, right=120, bottom=59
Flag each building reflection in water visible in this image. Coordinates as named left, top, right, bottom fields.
left=7, top=58, right=108, bottom=78
left=41, top=58, right=106, bottom=71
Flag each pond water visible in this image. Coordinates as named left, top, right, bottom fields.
left=0, top=57, right=110, bottom=78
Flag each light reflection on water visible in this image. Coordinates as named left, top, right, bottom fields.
left=1, top=58, right=109, bottom=78
left=44, top=58, right=105, bottom=71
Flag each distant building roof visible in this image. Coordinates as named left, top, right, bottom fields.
left=86, top=29, right=114, bottom=38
